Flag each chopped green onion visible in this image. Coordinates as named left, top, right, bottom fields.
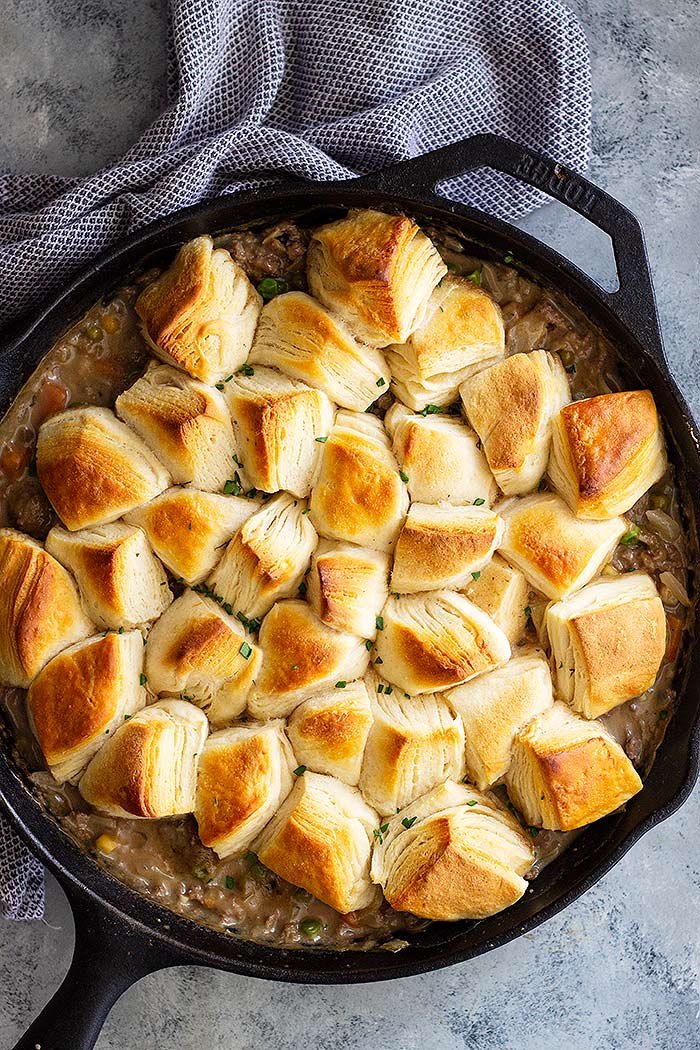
left=215, top=382, right=225, bottom=391
left=620, top=526, right=641, bottom=546
left=401, top=816, right=417, bottom=829
left=524, top=606, right=532, bottom=618
left=335, top=681, right=347, bottom=689
left=384, top=685, right=393, bottom=695
left=399, top=470, right=409, bottom=483
left=376, top=616, right=384, bottom=631
left=237, top=363, right=255, bottom=376
left=376, top=377, right=386, bottom=387
left=377, top=683, right=384, bottom=694
left=419, top=404, right=441, bottom=416
left=302, top=507, right=311, bottom=515
left=504, top=251, right=515, bottom=264
left=223, top=479, right=241, bottom=495
left=139, top=673, right=147, bottom=686
left=293, top=765, right=307, bottom=776
left=225, top=875, right=235, bottom=890
left=239, top=641, right=252, bottom=659
left=466, top=800, right=478, bottom=807
left=374, top=656, right=383, bottom=665
left=471, top=571, right=481, bottom=581
left=364, top=639, right=373, bottom=651
left=473, top=497, right=485, bottom=506
left=565, top=363, right=576, bottom=375
left=315, top=436, right=328, bottom=443
left=465, top=268, right=482, bottom=285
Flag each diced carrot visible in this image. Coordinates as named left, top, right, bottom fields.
left=0, top=445, right=30, bottom=481
left=33, top=380, right=68, bottom=427
left=101, top=313, right=120, bottom=334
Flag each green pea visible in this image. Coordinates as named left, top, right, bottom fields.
left=300, top=917, right=322, bottom=937
left=85, top=323, right=103, bottom=342
left=257, top=277, right=288, bottom=301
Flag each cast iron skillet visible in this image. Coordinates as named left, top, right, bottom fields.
left=2, top=134, right=699, bottom=1050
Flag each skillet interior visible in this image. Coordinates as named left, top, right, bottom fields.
left=1, top=181, right=699, bottom=984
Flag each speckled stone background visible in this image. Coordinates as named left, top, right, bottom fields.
left=1, top=1, right=699, bottom=1047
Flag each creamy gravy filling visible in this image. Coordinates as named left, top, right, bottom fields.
left=0, top=218, right=689, bottom=949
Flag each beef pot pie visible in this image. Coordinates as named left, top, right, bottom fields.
left=0, top=209, right=689, bottom=951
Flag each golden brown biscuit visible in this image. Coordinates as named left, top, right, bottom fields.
left=373, top=590, right=511, bottom=695
left=384, top=402, right=496, bottom=505
left=546, top=574, right=667, bottom=718
left=306, top=539, right=389, bottom=638
left=307, top=209, right=447, bottom=346
left=308, top=411, right=409, bottom=553
left=460, top=350, right=570, bottom=495
left=115, top=364, right=237, bottom=491
left=36, top=406, right=171, bottom=530
left=135, top=235, right=261, bottom=383
left=0, top=529, right=94, bottom=687
left=445, top=651, right=554, bottom=789
left=79, top=698, right=208, bottom=818
left=386, top=275, right=505, bottom=410
left=255, top=770, right=380, bottom=913
left=28, top=630, right=145, bottom=783
left=247, top=599, right=370, bottom=720
left=224, top=366, right=334, bottom=496
left=390, top=503, right=503, bottom=593
left=145, top=590, right=261, bottom=725
left=195, top=722, right=295, bottom=857
left=286, top=680, right=373, bottom=786
left=505, top=701, right=643, bottom=831
left=125, top=487, right=259, bottom=585
left=45, top=522, right=171, bottom=630
left=370, top=780, right=534, bottom=921
left=249, top=292, right=389, bottom=411
left=548, top=390, right=667, bottom=519
left=499, top=492, right=627, bottom=600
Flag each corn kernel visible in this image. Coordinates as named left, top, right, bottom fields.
left=95, top=833, right=118, bottom=854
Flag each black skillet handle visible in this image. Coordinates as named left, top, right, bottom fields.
left=12, top=882, right=181, bottom=1050
left=353, top=132, right=665, bottom=362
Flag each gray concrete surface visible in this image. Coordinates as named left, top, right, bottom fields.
left=1, top=1, right=699, bottom=1047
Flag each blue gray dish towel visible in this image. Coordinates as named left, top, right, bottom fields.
left=0, top=0, right=590, bottom=918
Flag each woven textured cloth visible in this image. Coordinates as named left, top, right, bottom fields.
left=0, top=0, right=590, bottom=919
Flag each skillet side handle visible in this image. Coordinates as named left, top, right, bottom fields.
left=12, top=884, right=179, bottom=1050
left=353, top=132, right=664, bottom=362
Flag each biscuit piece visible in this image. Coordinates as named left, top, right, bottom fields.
left=37, top=407, right=171, bottom=530
left=145, top=590, right=261, bottom=725
left=46, top=522, right=171, bottom=630
left=386, top=275, right=505, bottom=410
left=359, top=675, right=465, bottom=814
left=463, top=553, right=530, bottom=645
left=499, top=493, right=627, bottom=600
left=505, top=701, right=643, bottom=831
left=460, top=350, right=570, bottom=495
left=256, top=770, right=380, bottom=913
left=390, top=503, right=503, bottom=593
left=247, top=600, right=370, bottom=720
left=286, top=680, right=373, bottom=786
left=28, top=630, right=145, bottom=783
left=249, top=292, right=390, bottom=411
left=384, top=402, right=496, bottom=505
left=125, top=487, right=259, bottom=585
left=309, top=411, right=409, bottom=553
left=374, top=591, right=511, bottom=695
left=195, top=722, right=295, bottom=857
left=224, top=366, right=334, bottom=496
left=548, top=390, right=667, bottom=519
left=135, top=235, right=261, bottom=383
left=546, top=574, right=667, bottom=718
left=370, top=780, right=534, bottom=921
left=0, top=529, right=94, bottom=687
left=79, top=699, right=208, bottom=818
left=307, top=209, right=447, bottom=346
left=445, top=652, right=554, bottom=789
left=209, top=492, right=317, bottom=620
left=306, top=539, right=389, bottom=638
